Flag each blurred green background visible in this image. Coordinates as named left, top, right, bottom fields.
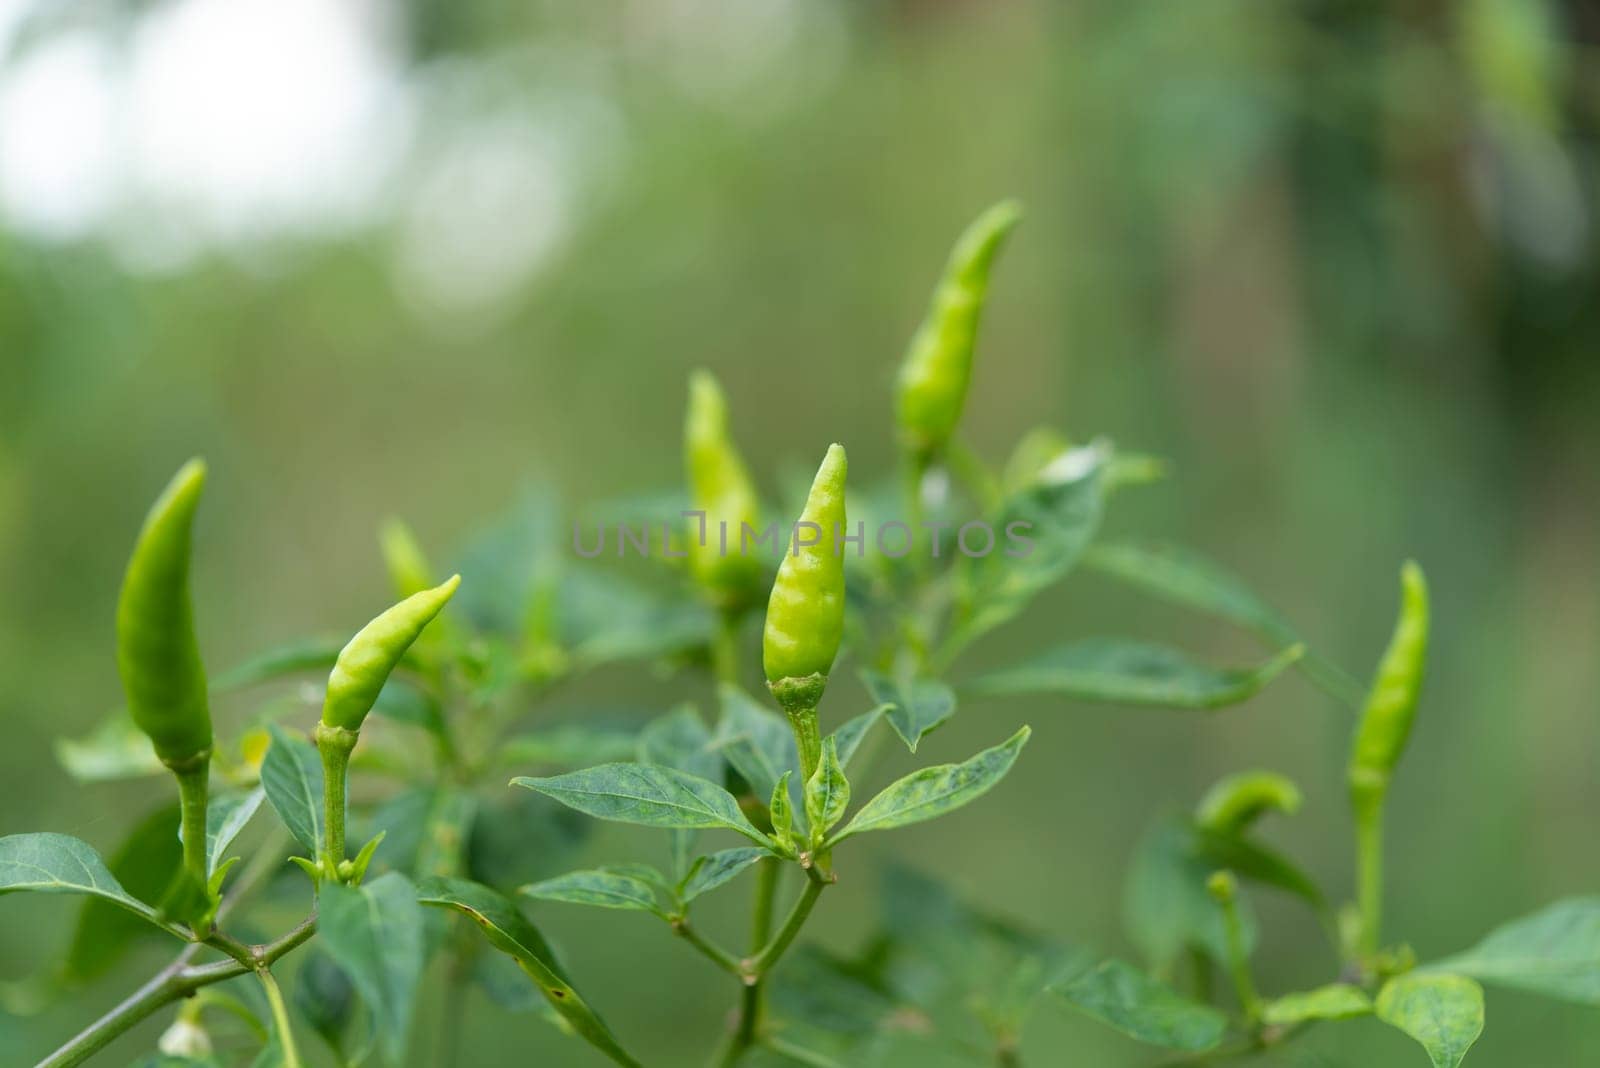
left=2, top=0, right=1598, bottom=1064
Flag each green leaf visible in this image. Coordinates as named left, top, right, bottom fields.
left=0, top=833, right=177, bottom=935
left=259, top=725, right=323, bottom=855
left=1052, top=958, right=1226, bottom=1051
left=1124, top=816, right=1256, bottom=971
left=769, top=771, right=797, bottom=851
left=679, top=848, right=770, bottom=904
left=858, top=671, right=955, bottom=753
left=318, top=872, right=425, bottom=1066
left=189, top=788, right=265, bottom=877
left=520, top=869, right=665, bottom=916
left=831, top=706, right=884, bottom=768
left=1427, top=897, right=1600, bottom=1004
left=805, top=737, right=850, bottom=842
left=1192, top=828, right=1326, bottom=914
left=212, top=637, right=346, bottom=690
left=497, top=725, right=639, bottom=769
left=292, top=949, right=369, bottom=1064
left=62, top=807, right=184, bottom=983
left=640, top=704, right=722, bottom=877
left=417, top=877, right=643, bottom=1067
left=1375, top=973, right=1484, bottom=1068
left=950, top=452, right=1105, bottom=647
left=1263, top=983, right=1373, bottom=1026
left=825, top=727, right=1029, bottom=847
left=965, top=640, right=1302, bottom=710
left=712, top=685, right=797, bottom=804
left=512, top=763, right=769, bottom=846
left=563, top=569, right=715, bottom=669
left=1083, top=540, right=1365, bottom=705
left=54, top=712, right=164, bottom=782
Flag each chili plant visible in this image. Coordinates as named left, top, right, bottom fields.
left=3, top=203, right=1595, bottom=1068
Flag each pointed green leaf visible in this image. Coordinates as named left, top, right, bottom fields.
left=965, top=640, right=1302, bottom=710
left=712, top=685, right=797, bottom=803
left=54, top=712, right=164, bottom=782
left=1427, top=897, right=1600, bottom=1004
left=417, top=877, right=643, bottom=1067
left=318, top=872, right=425, bottom=1066
left=859, top=671, right=955, bottom=753
left=1375, top=973, right=1484, bottom=1068
left=259, top=724, right=323, bottom=855
left=832, top=706, right=884, bottom=768
left=1, top=833, right=180, bottom=936
left=769, top=771, right=797, bottom=851
left=1124, top=816, right=1256, bottom=970
left=1052, top=958, right=1225, bottom=1051
left=1263, top=983, right=1372, bottom=1026
left=512, top=763, right=768, bottom=846
left=520, top=869, right=665, bottom=916
left=62, top=808, right=186, bottom=982
left=826, top=727, right=1029, bottom=847
left=638, top=704, right=720, bottom=877
left=805, top=737, right=849, bottom=842
left=679, top=848, right=770, bottom=904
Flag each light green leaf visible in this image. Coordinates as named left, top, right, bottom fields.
left=679, top=848, right=770, bottom=904
left=859, top=671, right=955, bottom=753
left=418, top=877, right=643, bottom=1067
left=1427, top=897, right=1600, bottom=1004
left=805, top=737, right=850, bottom=842
left=965, top=640, right=1302, bottom=710
left=512, top=763, right=769, bottom=846
left=520, top=869, right=665, bottom=916
left=1052, top=958, right=1226, bottom=1051
left=826, top=727, right=1029, bottom=847
left=318, top=872, right=425, bottom=1066
left=1263, top=983, right=1373, bottom=1025
left=769, top=771, right=797, bottom=851
left=0, top=833, right=179, bottom=936
left=950, top=454, right=1105, bottom=647
left=831, top=706, right=884, bottom=768
left=189, top=788, right=265, bottom=877
left=1375, top=973, right=1484, bottom=1068
left=54, top=712, right=164, bottom=782
left=259, top=725, right=323, bottom=855
left=497, top=725, right=639, bottom=769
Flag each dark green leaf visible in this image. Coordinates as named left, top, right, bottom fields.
left=712, top=685, right=797, bottom=804
left=318, top=872, right=425, bottom=1066
left=1428, top=897, right=1600, bottom=1004
left=679, top=848, right=770, bottom=904
left=826, top=727, right=1029, bottom=847
left=418, top=877, right=643, bottom=1067
left=1052, top=959, right=1226, bottom=1051
left=0, top=833, right=177, bottom=935
left=292, top=949, right=368, bottom=1063
left=1375, top=973, right=1484, bottom=1068
left=259, top=725, right=323, bottom=855
left=521, top=869, right=665, bottom=916
left=858, top=672, right=955, bottom=753
left=1263, top=984, right=1372, bottom=1026
left=1193, top=829, right=1326, bottom=914
left=512, top=763, right=769, bottom=846
left=639, top=704, right=721, bottom=876
left=1124, top=817, right=1256, bottom=971
left=62, top=807, right=184, bottom=983
left=965, top=640, right=1302, bottom=710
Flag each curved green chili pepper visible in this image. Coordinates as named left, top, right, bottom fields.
left=895, top=200, right=1023, bottom=457
left=116, top=459, right=213, bottom=768
left=684, top=370, right=764, bottom=608
left=321, top=574, right=461, bottom=733
left=763, top=444, right=847, bottom=726
left=1195, top=770, right=1302, bottom=836
left=1348, top=561, right=1429, bottom=815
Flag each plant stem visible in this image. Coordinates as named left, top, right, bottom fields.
left=1356, top=809, right=1384, bottom=960
left=711, top=609, right=741, bottom=685
left=173, top=763, right=211, bottom=889
left=787, top=707, right=822, bottom=786
left=748, top=877, right=825, bottom=976
left=714, top=872, right=829, bottom=1067
left=1214, top=882, right=1261, bottom=1024
left=254, top=967, right=302, bottom=1068
left=750, top=857, right=779, bottom=948
left=671, top=919, right=745, bottom=978
left=36, top=918, right=316, bottom=1068
left=315, top=724, right=358, bottom=874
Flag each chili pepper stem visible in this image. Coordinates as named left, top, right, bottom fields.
left=712, top=609, right=741, bottom=685
left=1208, top=872, right=1261, bottom=1024
left=786, top=706, right=822, bottom=785
left=1355, top=808, right=1385, bottom=961
left=172, top=760, right=211, bottom=895
left=315, top=724, right=359, bottom=878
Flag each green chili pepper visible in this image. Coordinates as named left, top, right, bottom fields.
left=116, top=459, right=213, bottom=769
left=895, top=200, right=1023, bottom=457
left=321, top=574, right=461, bottom=733
left=1195, top=770, right=1302, bottom=836
left=684, top=370, right=764, bottom=609
left=1348, top=561, right=1429, bottom=815
left=763, top=445, right=847, bottom=783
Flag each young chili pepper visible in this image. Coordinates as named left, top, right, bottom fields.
left=1348, top=561, right=1429, bottom=817
left=895, top=200, right=1023, bottom=458
left=684, top=370, right=764, bottom=610
left=763, top=444, right=846, bottom=780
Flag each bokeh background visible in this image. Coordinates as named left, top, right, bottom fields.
left=2, top=0, right=1598, bottom=1065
